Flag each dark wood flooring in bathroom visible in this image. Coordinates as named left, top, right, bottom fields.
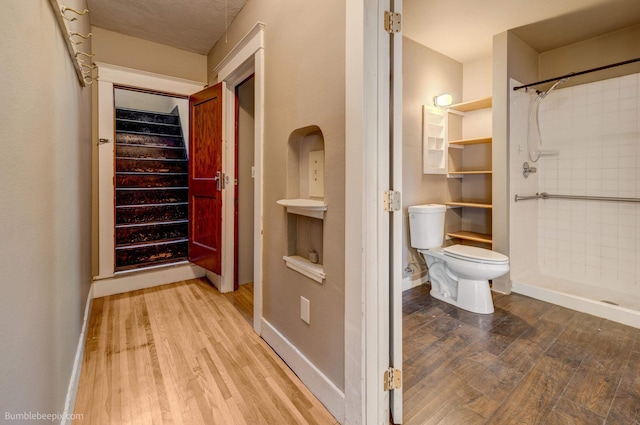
left=403, top=284, right=640, bottom=425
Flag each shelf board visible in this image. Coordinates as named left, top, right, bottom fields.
left=448, top=170, right=492, bottom=175
left=447, top=231, right=493, bottom=244
left=283, top=255, right=325, bottom=283
left=276, top=199, right=327, bottom=219
left=448, top=137, right=492, bottom=146
left=448, top=97, right=492, bottom=112
left=446, top=201, right=492, bottom=209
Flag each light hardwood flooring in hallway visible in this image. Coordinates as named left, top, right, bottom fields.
left=403, top=284, right=640, bottom=425
left=73, top=278, right=337, bottom=425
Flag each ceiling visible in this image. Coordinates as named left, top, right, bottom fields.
left=87, top=0, right=640, bottom=61
left=87, top=0, right=248, bottom=55
left=404, top=0, right=640, bottom=63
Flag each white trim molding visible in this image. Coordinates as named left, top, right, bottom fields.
left=93, top=62, right=205, bottom=281
left=210, top=22, right=265, bottom=335
left=60, top=285, right=94, bottom=425
left=261, top=319, right=345, bottom=423
left=93, top=263, right=205, bottom=298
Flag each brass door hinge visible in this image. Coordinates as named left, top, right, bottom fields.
left=384, top=368, right=402, bottom=391
left=384, top=190, right=401, bottom=212
left=384, top=11, right=401, bottom=34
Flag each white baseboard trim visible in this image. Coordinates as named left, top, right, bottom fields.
left=92, top=263, right=206, bottom=298
left=260, top=319, right=345, bottom=424
left=61, top=284, right=93, bottom=425
left=403, top=274, right=428, bottom=291
left=512, top=279, right=640, bottom=329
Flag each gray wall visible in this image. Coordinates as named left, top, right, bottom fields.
left=0, top=0, right=92, bottom=418
left=208, top=0, right=346, bottom=389
left=402, top=37, right=462, bottom=279
left=237, top=78, right=255, bottom=285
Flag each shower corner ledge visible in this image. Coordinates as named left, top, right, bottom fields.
left=277, top=198, right=327, bottom=219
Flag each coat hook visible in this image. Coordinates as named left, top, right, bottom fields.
left=61, top=6, right=89, bottom=16
left=69, top=31, right=93, bottom=40
left=79, top=62, right=97, bottom=70
left=75, top=51, right=95, bottom=59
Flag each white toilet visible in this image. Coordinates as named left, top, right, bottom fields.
left=408, top=204, right=509, bottom=314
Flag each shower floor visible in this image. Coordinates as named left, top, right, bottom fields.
left=512, top=272, right=640, bottom=329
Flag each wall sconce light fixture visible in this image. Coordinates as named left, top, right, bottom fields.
left=433, top=93, right=453, bottom=107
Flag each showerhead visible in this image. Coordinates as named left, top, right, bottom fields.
left=537, top=77, right=570, bottom=100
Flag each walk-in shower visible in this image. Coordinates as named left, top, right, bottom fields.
left=509, top=63, right=640, bottom=329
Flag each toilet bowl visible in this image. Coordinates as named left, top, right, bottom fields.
left=408, top=204, right=510, bottom=314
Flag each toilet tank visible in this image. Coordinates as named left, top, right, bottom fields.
left=408, top=204, right=446, bottom=249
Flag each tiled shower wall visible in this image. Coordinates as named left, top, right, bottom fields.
left=536, top=73, right=640, bottom=290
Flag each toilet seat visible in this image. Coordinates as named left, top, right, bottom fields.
left=443, top=245, right=508, bottom=265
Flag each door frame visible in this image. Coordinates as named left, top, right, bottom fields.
left=213, top=22, right=265, bottom=334
left=345, top=0, right=401, bottom=423
left=93, top=63, right=206, bottom=294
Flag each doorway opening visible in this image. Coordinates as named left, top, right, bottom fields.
left=233, top=75, right=256, bottom=324
left=113, top=87, right=190, bottom=272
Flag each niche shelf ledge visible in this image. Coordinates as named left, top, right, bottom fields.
left=283, top=255, right=325, bottom=283
left=277, top=199, right=327, bottom=219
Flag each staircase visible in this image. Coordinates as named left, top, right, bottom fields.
left=115, top=107, right=189, bottom=271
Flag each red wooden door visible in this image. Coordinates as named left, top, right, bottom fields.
left=188, top=83, right=223, bottom=274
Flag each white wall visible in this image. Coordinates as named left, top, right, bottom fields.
left=0, top=0, right=92, bottom=419
left=536, top=73, right=640, bottom=291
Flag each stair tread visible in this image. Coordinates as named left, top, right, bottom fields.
left=116, top=157, right=186, bottom=161
left=116, top=202, right=188, bottom=209
left=115, top=141, right=185, bottom=149
left=116, top=237, right=188, bottom=249
left=116, top=118, right=181, bottom=128
left=116, top=130, right=184, bottom=138
left=116, top=187, right=188, bottom=191
left=116, top=171, right=188, bottom=175
left=116, top=219, right=188, bottom=228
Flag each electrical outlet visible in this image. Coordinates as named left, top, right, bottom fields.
left=308, top=150, right=324, bottom=198
left=300, top=296, right=310, bottom=324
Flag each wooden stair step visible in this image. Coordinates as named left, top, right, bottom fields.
left=115, top=203, right=188, bottom=224
left=116, top=108, right=181, bottom=125
left=116, top=120, right=182, bottom=136
left=116, top=221, right=188, bottom=246
left=116, top=172, right=188, bottom=188
left=116, top=158, right=187, bottom=173
left=116, top=133, right=184, bottom=148
left=115, top=239, right=188, bottom=271
left=116, top=144, right=186, bottom=160
left=116, top=188, right=188, bottom=205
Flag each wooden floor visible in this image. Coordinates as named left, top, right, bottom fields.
left=403, top=284, right=640, bottom=425
left=73, top=278, right=337, bottom=425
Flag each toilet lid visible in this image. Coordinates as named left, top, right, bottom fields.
left=443, top=245, right=509, bottom=264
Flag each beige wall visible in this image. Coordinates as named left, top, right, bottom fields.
left=92, top=26, right=207, bottom=82
left=402, top=37, right=463, bottom=279
left=539, top=24, right=640, bottom=87
left=0, top=0, right=92, bottom=416
left=207, top=0, right=346, bottom=390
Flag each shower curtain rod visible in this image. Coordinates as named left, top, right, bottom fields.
left=514, top=192, right=640, bottom=203
left=513, top=57, right=640, bottom=91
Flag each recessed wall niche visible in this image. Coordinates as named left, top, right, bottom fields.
left=287, top=125, right=325, bottom=199
left=277, top=126, right=327, bottom=283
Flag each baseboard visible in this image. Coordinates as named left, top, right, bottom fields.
left=403, top=274, right=428, bottom=291
left=60, top=284, right=93, bottom=425
left=92, top=262, right=206, bottom=298
left=512, top=279, right=640, bottom=329
left=260, top=319, right=345, bottom=423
